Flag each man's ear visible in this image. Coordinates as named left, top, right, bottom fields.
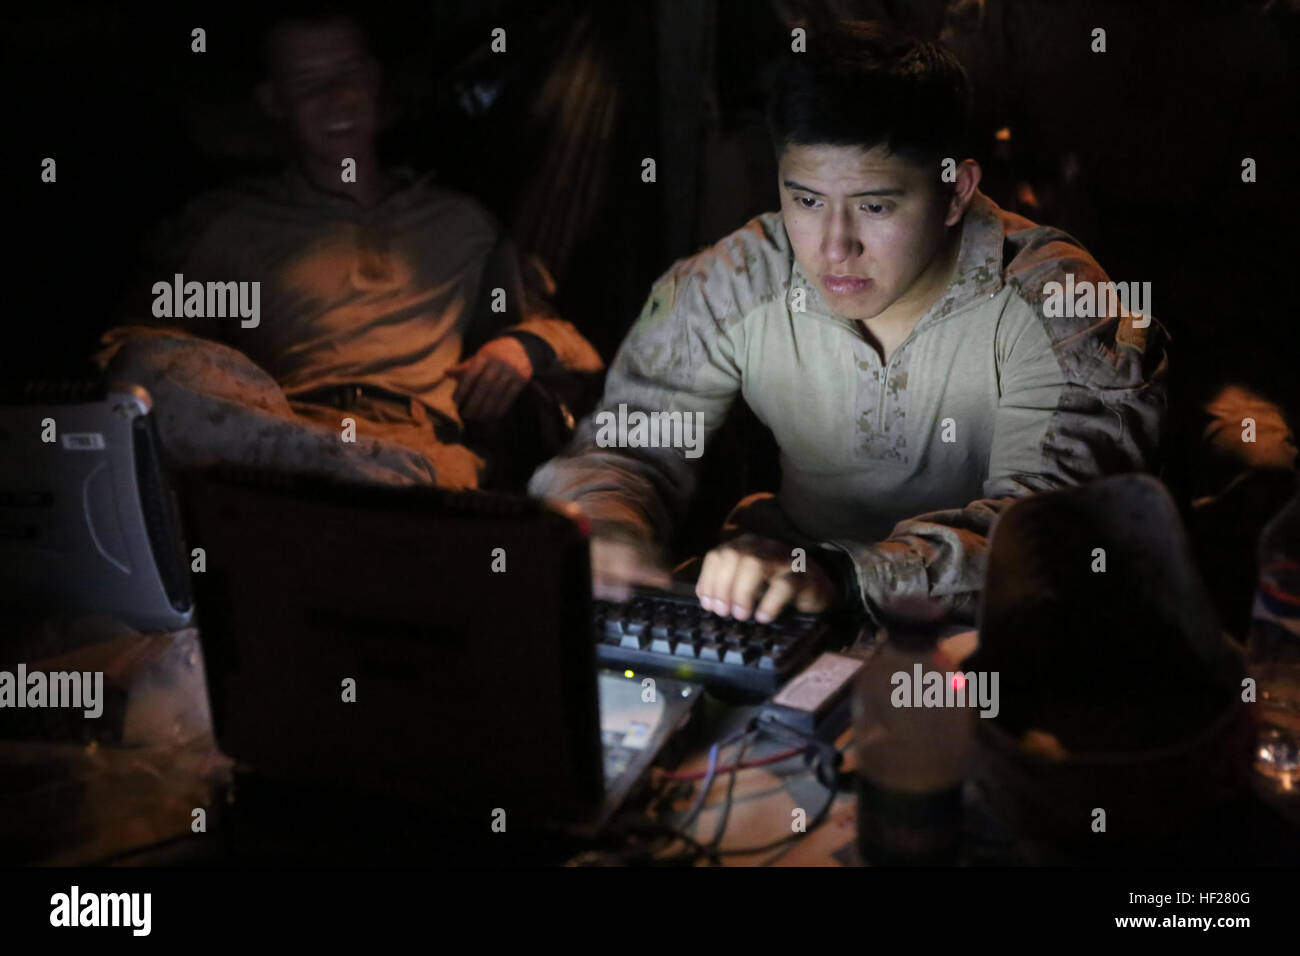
left=944, top=159, right=983, bottom=227
left=256, top=82, right=281, bottom=120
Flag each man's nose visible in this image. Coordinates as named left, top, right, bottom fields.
left=328, top=82, right=361, bottom=108
left=822, top=212, right=862, bottom=264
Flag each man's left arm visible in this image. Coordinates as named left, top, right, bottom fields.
left=491, top=238, right=604, bottom=376
left=450, top=237, right=603, bottom=420
left=820, top=299, right=1170, bottom=625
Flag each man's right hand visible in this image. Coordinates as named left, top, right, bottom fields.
left=590, top=534, right=671, bottom=602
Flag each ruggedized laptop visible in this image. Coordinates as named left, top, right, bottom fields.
left=179, top=467, right=697, bottom=839
left=0, top=381, right=192, bottom=632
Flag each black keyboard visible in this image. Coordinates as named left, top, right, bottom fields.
left=592, top=590, right=840, bottom=698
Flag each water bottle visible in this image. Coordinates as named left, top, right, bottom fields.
left=1246, top=477, right=1300, bottom=815
left=854, top=597, right=972, bottom=865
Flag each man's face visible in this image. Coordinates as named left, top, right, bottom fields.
left=779, top=144, right=953, bottom=321
left=264, top=21, right=378, bottom=169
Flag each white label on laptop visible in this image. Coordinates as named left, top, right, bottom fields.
left=61, top=432, right=105, bottom=451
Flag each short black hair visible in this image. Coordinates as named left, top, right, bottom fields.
left=766, top=21, right=971, bottom=168
left=259, top=3, right=371, bottom=81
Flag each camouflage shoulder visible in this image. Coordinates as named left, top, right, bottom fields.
left=649, top=211, right=793, bottom=335
left=1000, top=212, right=1167, bottom=387
left=615, top=214, right=789, bottom=386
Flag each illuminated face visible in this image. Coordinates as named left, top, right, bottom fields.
left=779, top=144, right=953, bottom=321
left=265, top=21, right=379, bottom=170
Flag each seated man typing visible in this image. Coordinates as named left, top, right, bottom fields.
left=529, top=22, right=1168, bottom=625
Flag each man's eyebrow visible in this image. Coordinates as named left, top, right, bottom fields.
left=286, top=57, right=365, bottom=79
left=782, top=179, right=906, bottom=198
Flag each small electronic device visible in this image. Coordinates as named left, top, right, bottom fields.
left=760, top=650, right=867, bottom=737
left=593, top=669, right=700, bottom=830
left=0, top=381, right=192, bottom=631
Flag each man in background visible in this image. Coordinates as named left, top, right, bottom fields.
left=98, top=8, right=601, bottom=489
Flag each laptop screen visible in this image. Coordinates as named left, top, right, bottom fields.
left=179, top=467, right=605, bottom=831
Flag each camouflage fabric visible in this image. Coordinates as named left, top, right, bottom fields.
left=529, top=190, right=1170, bottom=623
left=100, top=326, right=482, bottom=488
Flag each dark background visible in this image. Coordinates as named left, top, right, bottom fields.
left=7, top=0, right=1300, bottom=534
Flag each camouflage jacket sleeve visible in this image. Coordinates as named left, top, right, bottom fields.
left=814, top=250, right=1169, bottom=626
left=527, top=260, right=749, bottom=552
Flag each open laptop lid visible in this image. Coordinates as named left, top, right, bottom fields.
left=0, top=381, right=193, bottom=632
left=179, top=467, right=604, bottom=831
left=595, top=670, right=700, bottom=830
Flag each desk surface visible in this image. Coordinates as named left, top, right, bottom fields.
left=660, top=701, right=860, bottom=866
left=14, top=622, right=1300, bottom=867
left=649, top=627, right=981, bottom=867
left=627, top=622, right=1300, bottom=867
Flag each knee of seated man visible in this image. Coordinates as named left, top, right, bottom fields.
left=103, top=328, right=292, bottom=416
